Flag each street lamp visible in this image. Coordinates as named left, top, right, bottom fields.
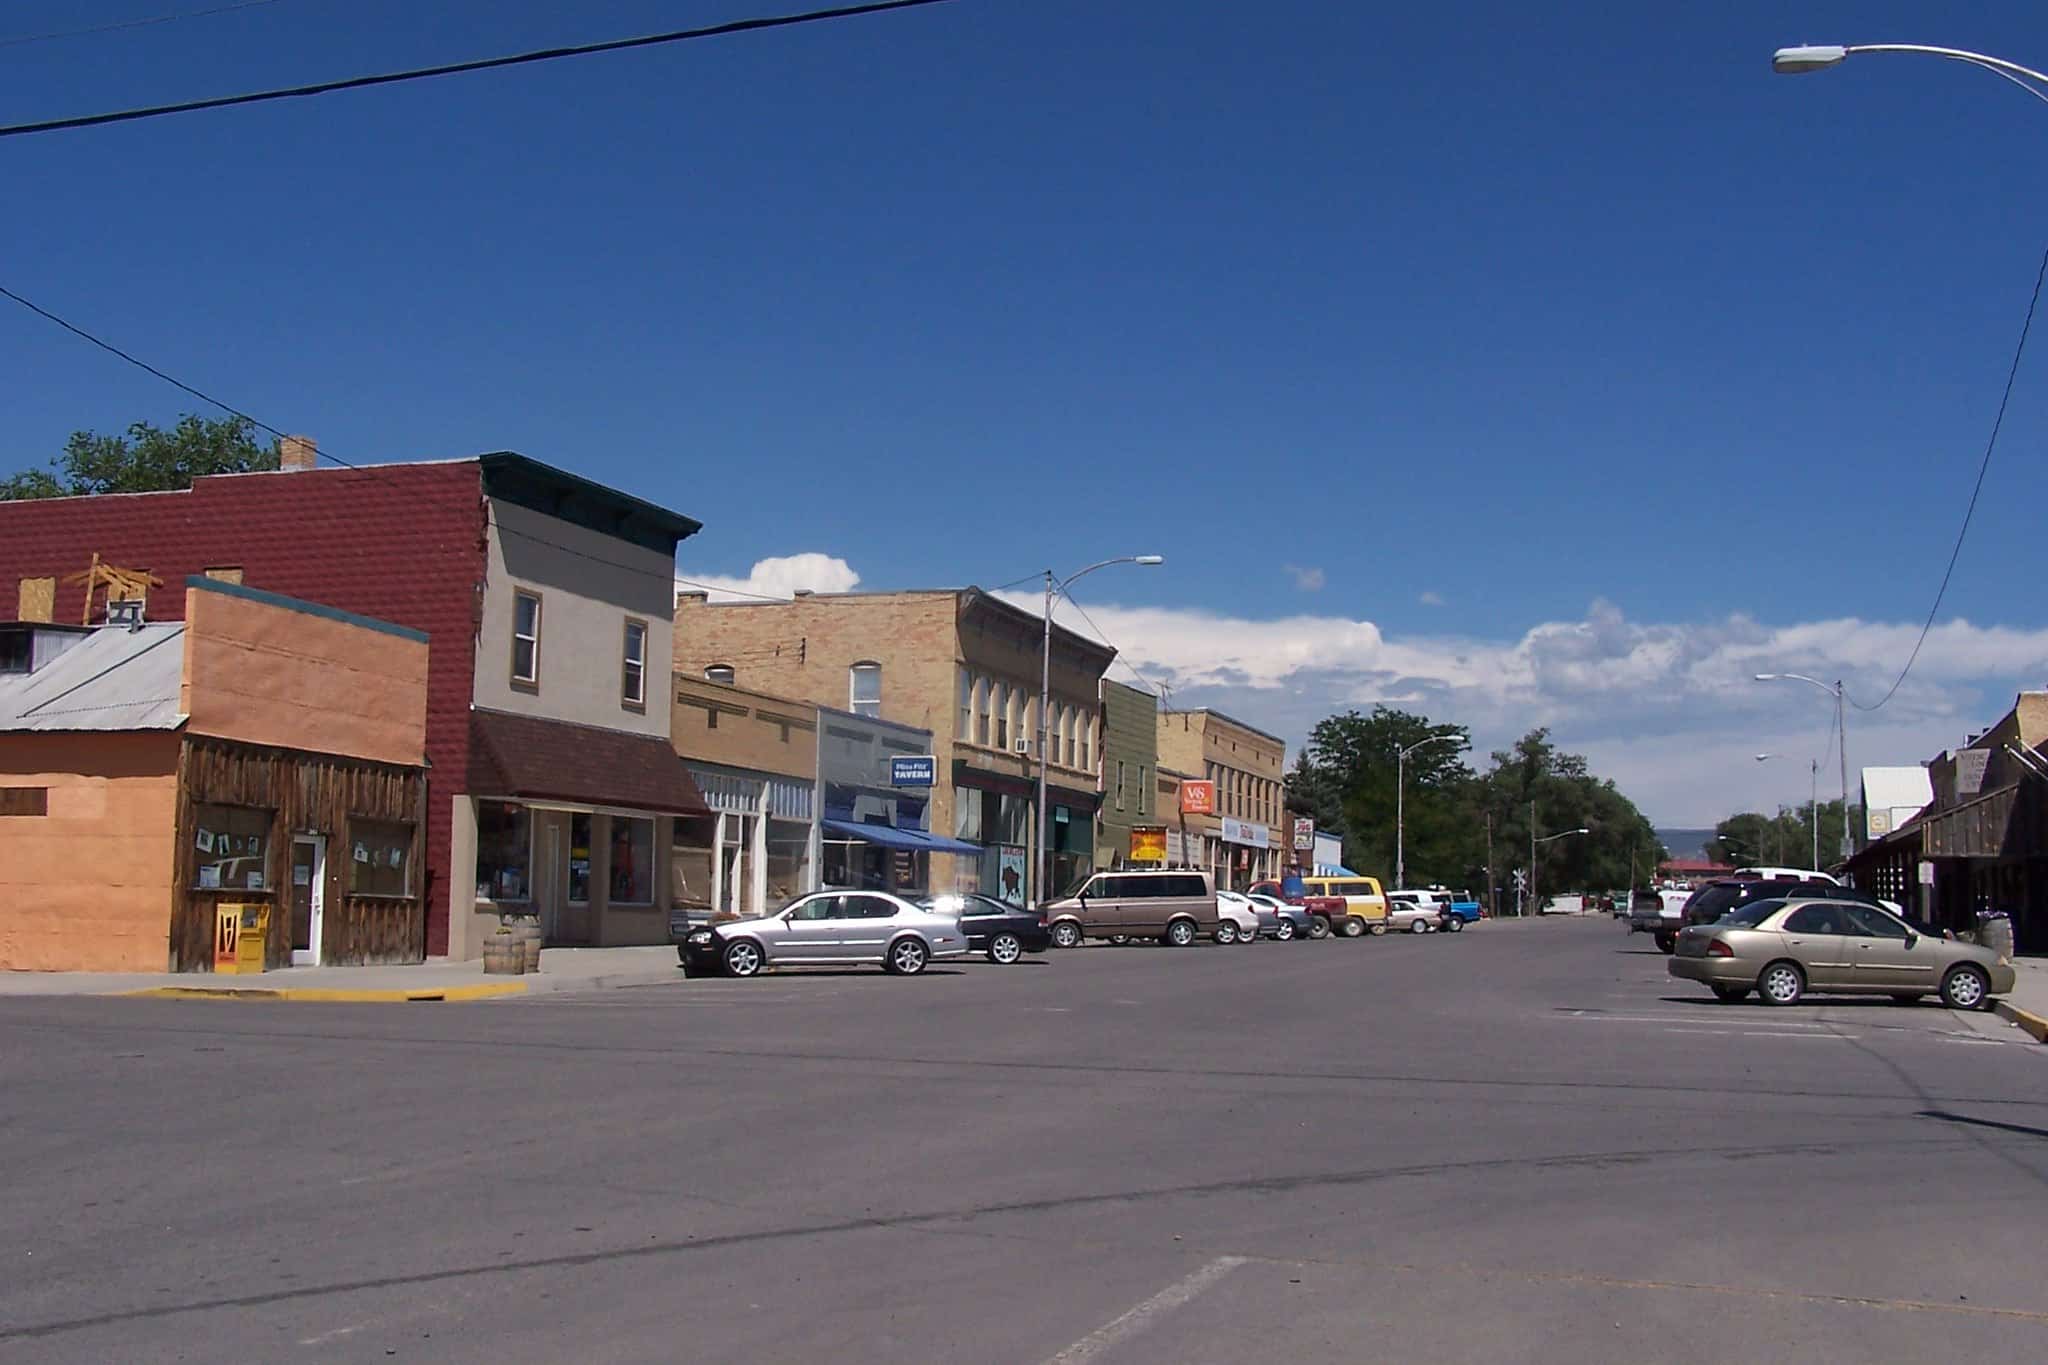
left=1526, top=804, right=1588, bottom=915
left=1037, top=555, right=1163, bottom=903
left=1772, top=44, right=2048, bottom=107
left=1755, top=673, right=1851, bottom=862
left=1394, top=734, right=1457, bottom=891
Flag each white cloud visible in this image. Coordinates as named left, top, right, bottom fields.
left=1419, top=591, right=1445, bottom=607
left=1284, top=564, right=1326, bottom=592
left=677, top=552, right=859, bottom=603
left=1003, top=588, right=2048, bottom=826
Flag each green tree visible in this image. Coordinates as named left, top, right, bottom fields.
left=1713, top=798, right=1850, bottom=870
left=1, top=415, right=279, bottom=499
left=1290, top=706, right=1472, bottom=882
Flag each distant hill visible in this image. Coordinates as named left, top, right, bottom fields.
left=1655, top=828, right=1716, bottom=861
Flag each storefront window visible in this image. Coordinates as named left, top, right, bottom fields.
left=765, top=818, right=812, bottom=902
left=611, top=816, right=654, bottom=904
left=191, top=803, right=272, bottom=891
left=349, top=819, right=415, bottom=897
left=476, top=801, right=530, bottom=902
left=568, top=813, right=593, bottom=903
left=671, top=815, right=715, bottom=914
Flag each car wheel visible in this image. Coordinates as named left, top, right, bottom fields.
left=1369, top=922, right=1388, bottom=936
left=1444, top=916, right=1464, bottom=933
left=1215, top=921, right=1238, bottom=944
left=1164, top=918, right=1196, bottom=947
left=1107, top=934, right=1128, bottom=945
left=1408, top=917, right=1429, bottom=934
left=1757, top=960, right=1804, bottom=1007
left=1241, top=924, right=1258, bottom=944
left=1050, top=920, right=1083, bottom=949
left=988, top=933, right=1022, bottom=965
left=1940, top=964, right=1990, bottom=1011
left=887, top=936, right=930, bottom=976
left=1309, top=916, right=1331, bottom=940
left=1655, top=934, right=1676, bottom=955
left=1709, top=984, right=1748, bottom=1003
left=1274, top=919, right=1295, bottom=941
left=1340, top=916, right=1364, bottom=938
left=722, top=939, right=763, bottom=978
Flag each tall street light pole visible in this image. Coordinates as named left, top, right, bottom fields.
left=1395, top=734, right=1457, bottom=891
left=1529, top=815, right=1590, bottom=914
left=1755, top=673, right=1850, bottom=862
left=1038, top=555, right=1163, bottom=904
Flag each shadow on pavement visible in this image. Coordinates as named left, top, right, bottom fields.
left=1919, top=1110, right=2048, bottom=1141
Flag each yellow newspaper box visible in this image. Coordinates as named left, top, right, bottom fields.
left=213, top=902, right=269, bottom=974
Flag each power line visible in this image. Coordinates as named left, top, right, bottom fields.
left=0, top=0, right=959, bottom=140
left=673, top=574, right=799, bottom=603
left=1060, top=585, right=1175, bottom=703
left=0, top=0, right=293, bottom=50
left=1853, top=238, right=2048, bottom=714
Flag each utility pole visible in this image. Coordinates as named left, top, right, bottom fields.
left=1528, top=799, right=1537, bottom=916
left=1484, top=808, right=1495, bottom=919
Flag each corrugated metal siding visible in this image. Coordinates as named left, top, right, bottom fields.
left=685, top=763, right=813, bottom=821
left=0, top=624, right=187, bottom=732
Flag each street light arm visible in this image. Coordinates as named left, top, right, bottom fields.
left=1774, top=43, right=2048, bottom=109
left=1052, top=555, right=1165, bottom=598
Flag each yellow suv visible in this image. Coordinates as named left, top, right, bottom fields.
left=1299, top=875, right=1390, bottom=937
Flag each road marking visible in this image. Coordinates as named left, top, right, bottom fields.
left=297, top=1321, right=370, bottom=1346
left=1044, top=1256, right=1247, bottom=1364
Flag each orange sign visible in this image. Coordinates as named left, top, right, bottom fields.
left=1179, top=780, right=1216, bottom=815
left=1129, top=827, right=1167, bottom=863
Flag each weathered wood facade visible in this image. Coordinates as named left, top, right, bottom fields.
left=170, top=736, right=427, bottom=971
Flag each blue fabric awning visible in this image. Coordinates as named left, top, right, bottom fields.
left=821, top=819, right=981, bottom=857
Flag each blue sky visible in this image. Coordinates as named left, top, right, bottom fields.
left=7, top=1, right=2048, bottom=823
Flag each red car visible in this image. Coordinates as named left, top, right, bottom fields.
left=1248, top=879, right=1339, bottom=940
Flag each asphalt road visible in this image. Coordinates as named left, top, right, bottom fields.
left=5, top=916, right=2047, bottom=1364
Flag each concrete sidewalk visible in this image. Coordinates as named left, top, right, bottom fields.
left=1994, top=956, right=2048, bottom=1042
left=0, top=945, right=683, bottom=1003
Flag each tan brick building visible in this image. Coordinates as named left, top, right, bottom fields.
left=1157, top=708, right=1288, bottom=890
left=674, top=588, right=1114, bottom=903
left=669, top=676, right=819, bottom=921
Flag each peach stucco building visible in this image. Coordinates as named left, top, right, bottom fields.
left=0, top=578, right=428, bottom=973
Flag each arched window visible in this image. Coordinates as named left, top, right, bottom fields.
left=973, top=676, right=989, bottom=745
left=956, top=668, right=972, bottom=741
left=992, top=682, right=1010, bottom=750
left=1062, top=706, right=1076, bottom=768
left=705, top=664, right=735, bottom=685
left=848, top=661, right=881, bottom=718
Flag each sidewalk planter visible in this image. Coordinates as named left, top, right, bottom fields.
left=481, top=931, right=524, bottom=975
left=510, top=914, right=543, bottom=973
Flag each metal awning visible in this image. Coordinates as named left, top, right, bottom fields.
left=820, top=819, right=980, bottom=856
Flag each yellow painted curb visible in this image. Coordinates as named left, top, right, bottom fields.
left=1994, top=999, right=2048, bottom=1043
left=121, top=982, right=528, bottom=1003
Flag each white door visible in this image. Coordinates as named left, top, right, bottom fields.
left=290, top=836, right=327, bottom=966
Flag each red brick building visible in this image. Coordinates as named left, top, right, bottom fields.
left=0, top=450, right=705, bottom=961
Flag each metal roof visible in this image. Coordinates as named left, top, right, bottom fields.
left=0, top=623, right=187, bottom=732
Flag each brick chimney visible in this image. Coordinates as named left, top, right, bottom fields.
left=279, top=434, right=319, bottom=472
left=675, top=590, right=709, bottom=608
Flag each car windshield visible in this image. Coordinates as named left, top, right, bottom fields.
left=1720, top=899, right=1785, bottom=928
left=916, top=895, right=966, bottom=916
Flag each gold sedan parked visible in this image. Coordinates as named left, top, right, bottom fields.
left=1668, top=897, right=2015, bottom=1009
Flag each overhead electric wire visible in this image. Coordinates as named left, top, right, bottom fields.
left=0, top=0, right=292, bottom=51
left=1852, top=238, right=2048, bottom=715
left=1060, top=585, right=1175, bottom=703
left=0, top=0, right=958, bottom=139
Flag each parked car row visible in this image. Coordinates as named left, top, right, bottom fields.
left=669, top=869, right=1476, bottom=977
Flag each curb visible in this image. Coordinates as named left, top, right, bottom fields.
left=122, top=982, right=529, bottom=1003
left=1993, top=999, right=2048, bottom=1043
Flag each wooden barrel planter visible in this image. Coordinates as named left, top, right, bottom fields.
left=511, top=915, right=544, bottom=973
left=482, top=932, right=524, bottom=975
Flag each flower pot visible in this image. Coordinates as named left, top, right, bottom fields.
left=482, top=933, right=524, bottom=975
left=511, top=915, right=543, bottom=973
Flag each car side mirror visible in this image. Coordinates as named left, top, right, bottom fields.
left=1904, top=933, right=1918, bottom=949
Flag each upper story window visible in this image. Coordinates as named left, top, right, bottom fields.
left=973, top=675, right=990, bottom=744
left=957, top=668, right=972, bottom=741
left=849, top=661, right=881, bottom=718
left=511, top=590, right=542, bottom=690
left=0, top=628, right=29, bottom=675
left=621, top=619, right=648, bottom=711
left=993, top=682, right=1010, bottom=750
left=705, top=664, right=736, bottom=685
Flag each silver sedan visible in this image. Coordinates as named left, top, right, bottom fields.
left=679, top=889, right=968, bottom=978
left=1668, top=896, right=2015, bottom=1008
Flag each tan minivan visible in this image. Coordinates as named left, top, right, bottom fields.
left=1299, top=875, right=1390, bottom=936
left=1044, top=869, right=1219, bottom=948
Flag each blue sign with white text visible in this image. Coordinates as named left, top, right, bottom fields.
left=890, top=755, right=937, bottom=787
